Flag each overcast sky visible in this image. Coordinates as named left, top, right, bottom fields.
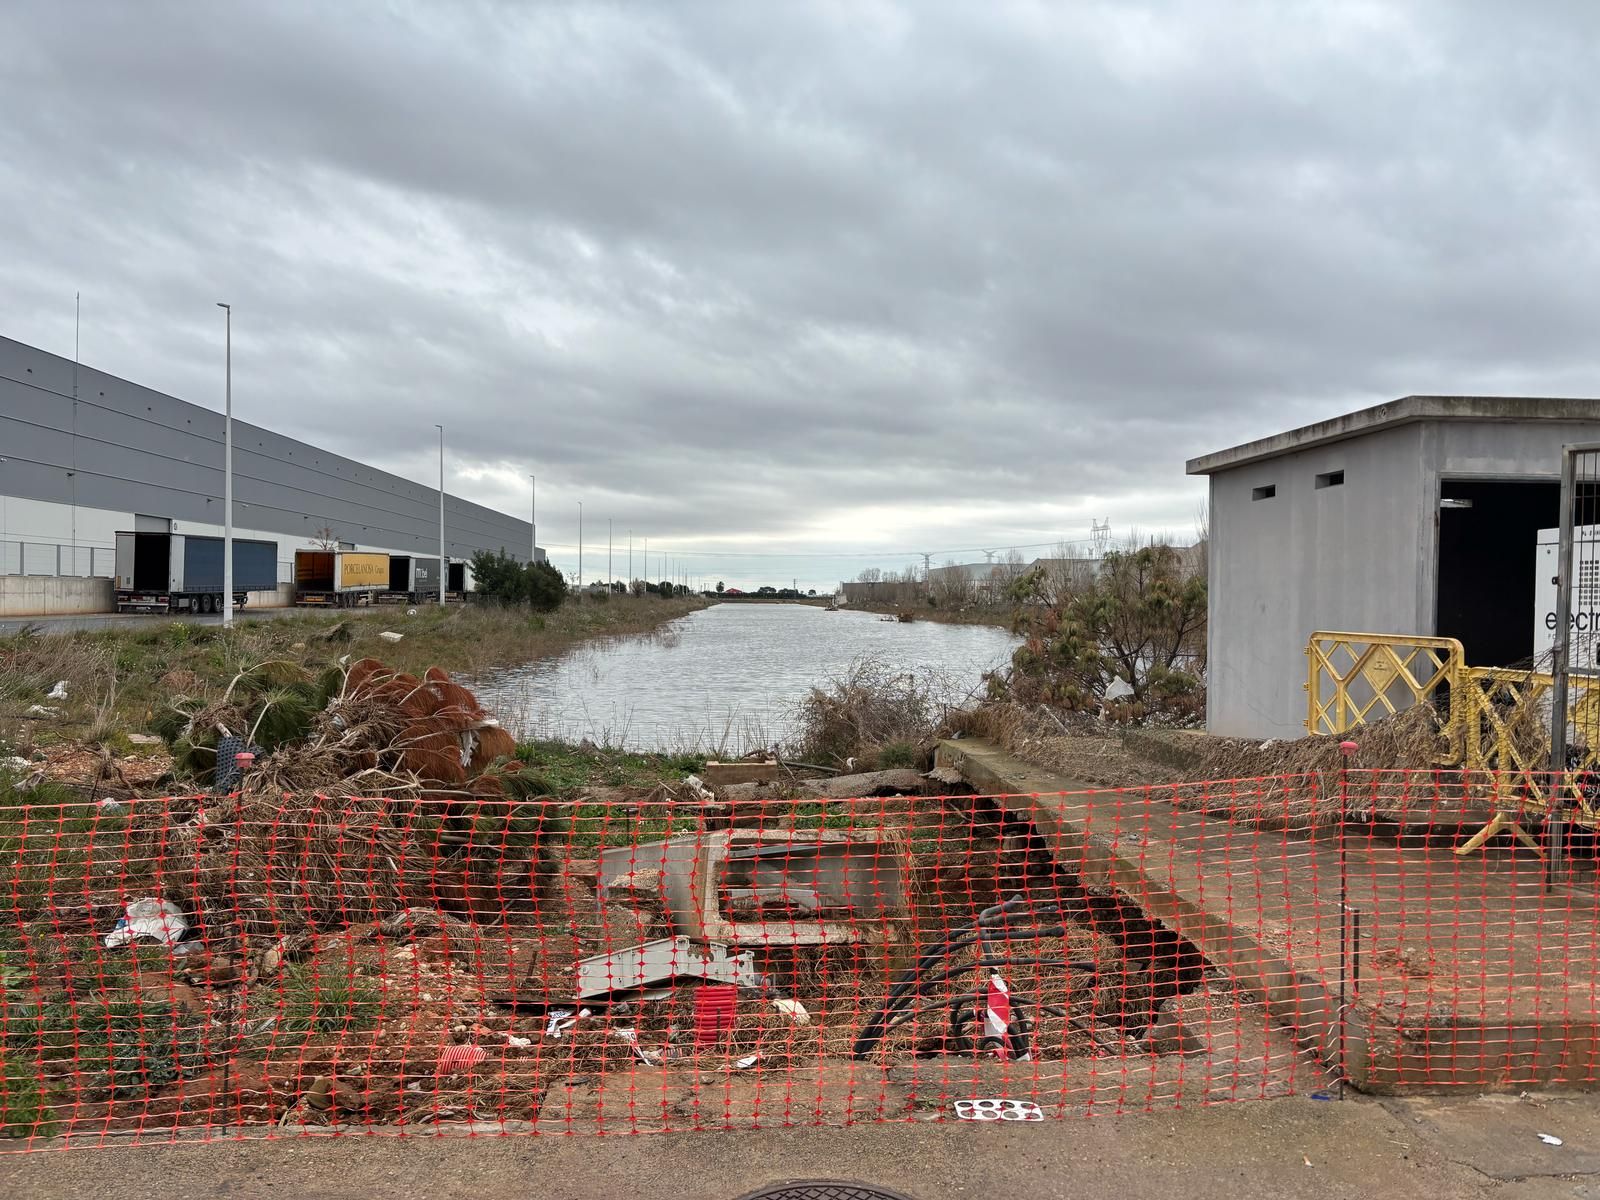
left=4, top=2, right=1599, bottom=589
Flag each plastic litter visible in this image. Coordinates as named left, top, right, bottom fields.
left=1539, top=1133, right=1564, bottom=1146
left=47, top=680, right=68, bottom=701
left=771, top=999, right=811, bottom=1025
left=379, top=631, right=404, bottom=643
left=953, top=1098, right=1045, bottom=1122
left=612, top=1027, right=662, bottom=1065
left=437, top=1044, right=487, bottom=1073
left=734, top=1053, right=759, bottom=1070
left=544, top=1008, right=590, bottom=1039
left=25, top=705, right=60, bottom=718
left=95, top=798, right=125, bottom=813
left=506, top=1035, right=532, bottom=1049
left=104, top=898, right=188, bottom=949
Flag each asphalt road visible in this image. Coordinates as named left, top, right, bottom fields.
left=3, top=1094, right=1597, bottom=1200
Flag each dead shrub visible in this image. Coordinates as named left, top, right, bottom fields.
left=788, top=655, right=940, bottom=766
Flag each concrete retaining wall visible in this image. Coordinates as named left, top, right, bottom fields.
left=245, top=584, right=296, bottom=609
left=0, top=575, right=114, bottom=616
left=0, top=578, right=295, bottom=616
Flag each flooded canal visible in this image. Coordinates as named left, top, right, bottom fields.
left=469, top=602, right=1018, bottom=753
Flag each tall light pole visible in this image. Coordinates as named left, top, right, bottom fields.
left=578, top=501, right=584, bottom=589
left=608, top=519, right=613, bottom=591
left=530, top=474, right=537, bottom=564
left=216, top=303, right=233, bottom=628
left=628, top=530, right=633, bottom=589
left=435, top=425, right=445, bottom=607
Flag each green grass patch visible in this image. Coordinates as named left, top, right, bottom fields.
left=275, top=962, right=386, bottom=1035
left=512, top=740, right=707, bottom=851
left=0, top=1054, right=57, bottom=1139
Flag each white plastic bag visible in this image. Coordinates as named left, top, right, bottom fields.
left=104, top=898, right=187, bottom=948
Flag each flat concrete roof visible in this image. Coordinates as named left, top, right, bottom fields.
left=1186, top=394, right=1600, bottom=475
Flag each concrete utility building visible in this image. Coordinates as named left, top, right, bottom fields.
left=1188, top=396, right=1600, bottom=739
left=1, top=334, right=542, bottom=590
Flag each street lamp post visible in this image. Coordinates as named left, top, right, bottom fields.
left=608, top=519, right=613, bottom=592
left=435, top=425, right=445, bottom=607
left=578, top=501, right=584, bottom=590
left=216, top=303, right=233, bottom=628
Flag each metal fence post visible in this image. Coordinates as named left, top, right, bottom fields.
left=1554, top=455, right=1574, bottom=877
left=1337, top=738, right=1357, bottom=1097
left=1548, top=443, right=1600, bottom=884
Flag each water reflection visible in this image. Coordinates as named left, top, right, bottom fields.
left=468, top=603, right=1018, bottom=753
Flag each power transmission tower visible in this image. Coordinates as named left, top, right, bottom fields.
left=1091, top=519, right=1111, bottom=558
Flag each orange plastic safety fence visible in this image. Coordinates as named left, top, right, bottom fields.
left=1, top=770, right=1597, bottom=1149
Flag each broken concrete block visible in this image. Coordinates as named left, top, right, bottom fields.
left=574, top=936, right=759, bottom=999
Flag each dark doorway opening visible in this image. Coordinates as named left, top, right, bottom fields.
left=1436, top=479, right=1559, bottom=667
left=132, top=532, right=171, bottom=591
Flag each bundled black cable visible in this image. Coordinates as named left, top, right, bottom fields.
left=852, top=895, right=1100, bottom=1060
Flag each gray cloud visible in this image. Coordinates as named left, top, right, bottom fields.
left=3, top=0, right=1599, bottom=588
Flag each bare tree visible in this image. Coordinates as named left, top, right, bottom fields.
left=311, top=526, right=340, bottom=550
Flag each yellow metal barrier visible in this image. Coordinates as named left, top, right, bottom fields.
left=1452, top=666, right=1600, bottom=854
left=1305, top=631, right=1464, bottom=744
left=1302, top=632, right=1600, bottom=854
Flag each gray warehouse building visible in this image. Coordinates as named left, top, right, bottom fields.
left=1188, top=396, right=1600, bottom=739
left=1, top=334, right=542, bottom=589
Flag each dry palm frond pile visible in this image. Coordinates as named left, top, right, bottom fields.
left=141, top=657, right=565, bottom=935
left=1172, top=702, right=1453, bottom=827
left=1192, top=701, right=1449, bottom=782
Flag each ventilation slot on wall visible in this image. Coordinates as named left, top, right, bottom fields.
left=1316, top=470, right=1345, bottom=489
left=1251, top=485, right=1276, bottom=501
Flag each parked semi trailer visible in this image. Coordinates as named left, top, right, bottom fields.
left=384, top=555, right=443, bottom=603
left=294, top=550, right=390, bottom=607
left=114, top=532, right=278, bottom=614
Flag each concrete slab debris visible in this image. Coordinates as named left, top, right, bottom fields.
left=574, top=936, right=759, bottom=999
left=598, top=830, right=909, bottom=947
left=701, top=760, right=782, bottom=786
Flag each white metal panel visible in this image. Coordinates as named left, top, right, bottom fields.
left=115, top=533, right=137, bottom=590
left=168, top=534, right=186, bottom=592
left=1534, top=524, right=1600, bottom=672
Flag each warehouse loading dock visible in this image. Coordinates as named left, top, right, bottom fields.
left=113, top=530, right=277, bottom=614
left=294, top=550, right=390, bottom=607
